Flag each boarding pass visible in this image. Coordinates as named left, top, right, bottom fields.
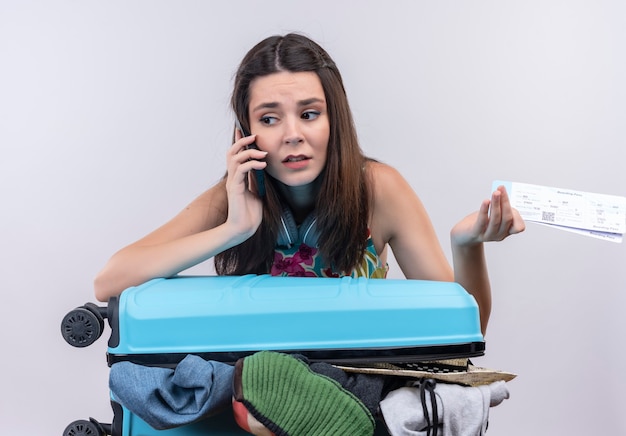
left=492, top=180, right=626, bottom=243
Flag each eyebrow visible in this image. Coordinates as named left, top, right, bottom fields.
left=251, top=97, right=325, bottom=113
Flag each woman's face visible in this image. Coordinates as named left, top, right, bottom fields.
left=248, top=71, right=330, bottom=187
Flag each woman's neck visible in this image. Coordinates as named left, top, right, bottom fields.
left=276, top=175, right=323, bottom=223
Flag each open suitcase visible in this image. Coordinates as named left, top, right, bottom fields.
left=61, top=275, right=485, bottom=436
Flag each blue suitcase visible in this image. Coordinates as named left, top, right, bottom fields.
left=62, top=275, right=485, bottom=435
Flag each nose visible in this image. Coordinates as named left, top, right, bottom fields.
left=283, top=117, right=304, bottom=145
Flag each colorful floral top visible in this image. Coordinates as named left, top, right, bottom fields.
left=270, top=232, right=388, bottom=278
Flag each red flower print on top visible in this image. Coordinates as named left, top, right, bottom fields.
left=270, top=246, right=318, bottom=277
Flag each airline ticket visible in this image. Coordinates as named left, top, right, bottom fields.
left=493, top=180, right=626, bottom=243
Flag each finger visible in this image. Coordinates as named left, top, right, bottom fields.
left=497, top=186, right=515, bottom=223
left=508, top=210, right=526, bottom=235
left=496, top=184, right=508, bottom=197
left=475, top=199, right=491, bottom=232
left=228, top=134, right=258, bottom=156
left=230, top=160, right=267, bottom=184
left=230, top=148, right=267, bottom=166
left=491, top=192, right=517, bottom=240
left=227, top=142, right=266, bottom=175
left=235, top=125, right=242, bottom=140
left=485, top=190, right=502, bottom=237
left=497, top=187, right=524, bottom=238
left=226, top=146, right=263, bottom=183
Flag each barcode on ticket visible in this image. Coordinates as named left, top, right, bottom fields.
left=542, top=211, right=555, bottom=222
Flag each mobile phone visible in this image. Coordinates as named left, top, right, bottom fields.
left=235, top=119, right=266, bottom=197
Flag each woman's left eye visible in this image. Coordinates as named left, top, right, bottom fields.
left=301, top=111, right=320, bottom=120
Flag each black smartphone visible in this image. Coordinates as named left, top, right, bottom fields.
left=235, top=119, right=266, bottom=197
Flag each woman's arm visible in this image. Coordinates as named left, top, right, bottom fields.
left=94, top=133, right=267, bottom=301
left=94, top=182, right=228, bottom=301
left=449, top=187, right=525, bottom=334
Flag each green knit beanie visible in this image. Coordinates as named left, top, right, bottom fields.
left=233, top=351, right=374, bottom=436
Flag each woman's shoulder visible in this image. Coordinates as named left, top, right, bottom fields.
left=365, top=160, right=424, bottom=243
left=365, top=160, right=414, bottom=198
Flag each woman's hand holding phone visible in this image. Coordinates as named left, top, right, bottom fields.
left=224, top=128, right=267, bottom=241
left=235, top=119, right=266, bottom=197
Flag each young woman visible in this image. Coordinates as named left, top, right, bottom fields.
left=94, top=33, right=524, bottom=335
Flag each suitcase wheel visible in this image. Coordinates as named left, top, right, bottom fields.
left=62, top=418, right=109, bottom=436
left=60, top=303, right=105, bottom=347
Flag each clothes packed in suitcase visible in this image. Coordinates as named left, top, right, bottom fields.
left=61, top=274, right=491, bottom=436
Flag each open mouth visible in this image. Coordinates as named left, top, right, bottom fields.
left=283, top=155, right=309, bottom=163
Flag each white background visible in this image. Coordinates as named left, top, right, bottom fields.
left=1, top=1, right=625, bottom=434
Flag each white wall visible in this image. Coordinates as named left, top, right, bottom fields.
left=1, top=1, right=625, bottom=434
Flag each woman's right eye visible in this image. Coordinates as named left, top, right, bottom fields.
left=260, top=116, right=277, bottom=125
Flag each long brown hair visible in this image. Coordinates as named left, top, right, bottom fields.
left=215, top=33, right=370, bottom=275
